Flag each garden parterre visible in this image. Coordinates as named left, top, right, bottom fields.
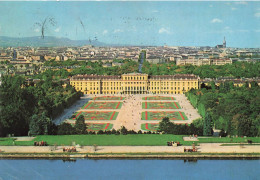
left=142, top=96, right=175, bottom=100
left=93, top=96, right=125, bottom=100
left=87, top=123, right=113, bottom=131
left=141, top=123, right=159, bottom=132
left=142, top=111, right=188, bottom=120
left=73, top=111, right=118, bottom=120
left=83, top=102, right=123, bottom=109
left=142, top=102, right=181, bottom=109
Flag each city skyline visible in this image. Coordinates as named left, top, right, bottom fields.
left=0, top=1, right=260, bottom=48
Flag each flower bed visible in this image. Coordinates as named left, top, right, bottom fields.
left=141, top=123, right=159, bottom=132
left=72, top=111, right=118, bottom=120
left=93, top=96, right=125, bottom=100
left=86, top=123, right=113, bottom=131
left=141, top=111, right=188, bottom=120
left=142, top=96, right=175, bottom=100
left=142, top=102, right=181, bottom=109
left=82, top=102, right=123, bottom=109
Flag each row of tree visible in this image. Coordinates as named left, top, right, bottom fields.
left=158, top=117, right=204, bottom=135
left=0, top=75, right=82, bottom=137
left=36, top=59, right=139, bottom=80
left=142, top=61, right=260, bottom=78
left=186, top=82, right=260, bottom=136
left=34, top=60, right=260, bottom=80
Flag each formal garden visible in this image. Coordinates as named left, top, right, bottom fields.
left=141, top=111, right=188, bottom=120
left=72, top=111, right=119, bottom=120
left=92, top=96, right=125, bottom=100
left=142, top=102, right=181, bottom=109
left=82, top=102, right=123, bottom=109
left=86, top=123, right=113, bottom=131
left=142, top=96, right=175, bottom=100
left=141, top=123, right=159, bottom=132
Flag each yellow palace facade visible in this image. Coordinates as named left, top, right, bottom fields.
left=70, top=73, right=200, bottom=94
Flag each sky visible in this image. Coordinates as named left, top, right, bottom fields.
left=0, top=1, right=259, bottom=48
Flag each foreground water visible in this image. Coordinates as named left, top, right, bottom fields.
left=0, top=159, right=259, bottom=180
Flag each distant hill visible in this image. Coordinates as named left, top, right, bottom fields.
left=0, top=36, right=109, bottom=47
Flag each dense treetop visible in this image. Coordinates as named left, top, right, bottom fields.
left=186, top=82, right=260, bottom=137
left=0, top=75, right=82, bottom=136
left=35, top=60, right=260, bottom=79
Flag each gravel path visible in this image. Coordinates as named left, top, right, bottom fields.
left=0, top=144, right=259, bottom=153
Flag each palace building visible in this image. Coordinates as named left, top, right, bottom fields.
left=70, top=73, right=200, bottom=94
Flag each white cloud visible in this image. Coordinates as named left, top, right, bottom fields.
left=34, top=28, right=40, bottom=32
left=113, top=29, right=123, bottom=33
left=235, top=1, right=248, bottom=5
left=211, top=18, right=223, bottom=23
left=231, top=7, right=237, bottom=11
left=255, top=12, right=260, bottom=18
left=254, top=29, right=260, bottom=32
left=54, top=27, right=60, bottom=32
left=159, top=27, right=171, bottom=34
left=152, top=10, right=159, bottom=13
left=102, top=30, right=108, bottom=35
left=209, top=5, right=213, bottom=8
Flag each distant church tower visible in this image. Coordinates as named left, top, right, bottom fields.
left=223, top=37, right=226, bottom=48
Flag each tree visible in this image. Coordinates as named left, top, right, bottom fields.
left=57, top=123, right=75, bottom=135
left=29, top=114, right=43, bottom=135
left=120, top=126, right=128, bottom=135
left=0, top=75, right=36, bottom=136
left=158, top=117, right=173, bottom=133
left=29, top=112, right=56, bottom=135
left=203, top=112, right=213, bottom=136
left=238, top=117, right=257, bottom=137
left=74, top=115, right=87, bottom=134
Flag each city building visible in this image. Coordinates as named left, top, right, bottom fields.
left=215, top=37, right=226, bottom=49
left=70, top=73, right=200, bottom=94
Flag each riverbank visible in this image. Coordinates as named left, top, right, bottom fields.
left=0, top=152, right=260, bottom=159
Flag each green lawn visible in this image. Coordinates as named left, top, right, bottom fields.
left=0, top=138, right=32, bottom=146
left=198, top=137, right=260, bottom=143
left=1, top=135, right=259, bottom=146
left=0, top=135, right=194, bottom=146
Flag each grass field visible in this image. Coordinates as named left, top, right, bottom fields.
left=72, top=111, right=118, bottom=120
left=87, top=123, right=113, bottom=131
left=93, top=96, right=125, bottom=100
left=198, top=137, right=260, bottom=143
left=141, top=111, right=188, bottom=120
left=0, top=136, right=260, bottom=146
left=0, top=135, right=193, bottom=146
left=82, top=102, right=123, bottom=109
left=142, top=96, right=175, bottom=100
left=142, top=102, right=181, bottom=109
left=141, top=123, right=159, bottom=132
